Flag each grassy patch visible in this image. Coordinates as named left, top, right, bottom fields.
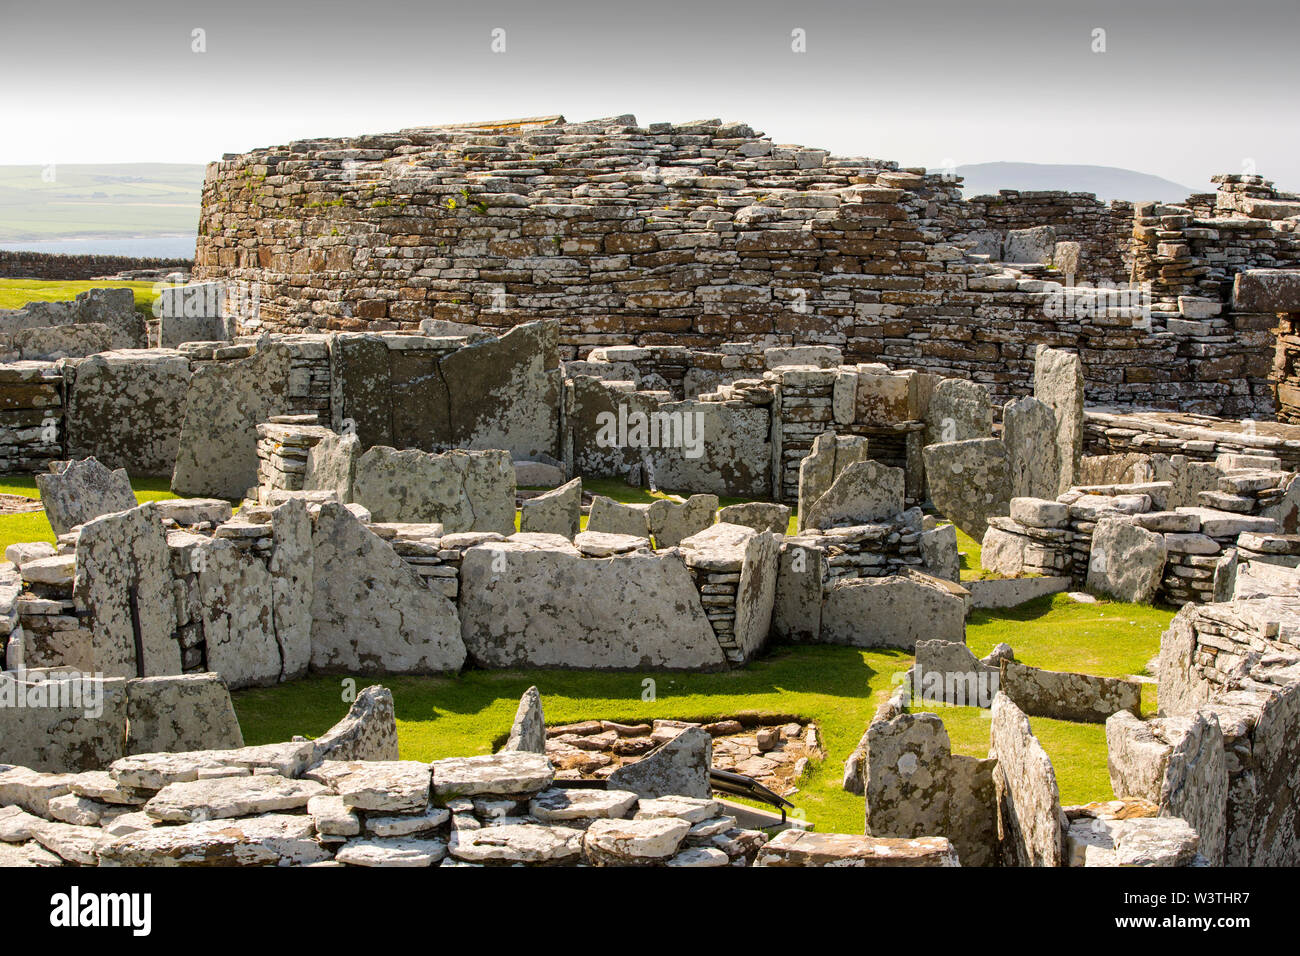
left=913, top=700, right=1113, bottom=806
left=234, top=645, right=913, bottom=836
left=0, top=278, right=160, bottom=321
left=967, top=592, right=1170, bottom=715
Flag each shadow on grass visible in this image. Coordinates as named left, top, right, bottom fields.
left=233, top=644, right=905, bottom=744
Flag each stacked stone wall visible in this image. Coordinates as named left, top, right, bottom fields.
left=192, top=116, right=1283, bottom=418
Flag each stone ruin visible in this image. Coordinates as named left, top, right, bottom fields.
left=3, top=115, right=1300, bottom=868
left=0, top=683, right=954, bottom=868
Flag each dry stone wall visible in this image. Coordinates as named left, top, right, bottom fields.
left=193, top=115, right=1284, bottom=418
left=0, top=251, right=191, bottom=281
left=957, top=191, right=1134, bottom=283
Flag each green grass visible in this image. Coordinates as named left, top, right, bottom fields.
left=912, top=700, right=1111, bottom=806
left=0, top=476, right=178, bottom=552
left=968, top=592, right=1170, bottom=715
left=233, top=646, right=913, bottom=835
left=0, top=278, right=161, bottom=321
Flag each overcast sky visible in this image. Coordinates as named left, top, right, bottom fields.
left=3, top=0, right=1298, bottom=190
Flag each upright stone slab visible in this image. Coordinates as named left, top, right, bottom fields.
left=643, top=400, right=772, bottom=499
left=440, top=319, right=563, bottom=460
left=820, top=570, right=967, bottom=650
left=65, top=350, right=192, bottom=477
left=519, top=477, right=581, bottom=538
left=313, top=685, right=400, bottom=762
left=772, top=538, right=825, bottom=643
left=920, top=523, right=960, bottom=582
left=607, top=727, right=712, bottom=799
left=802, top=459, right=904, bottom=530
left=73, top=505, right=180, bottom=678
left=587, top=496, right=651, bottom=538
left=172, top=341, right=293, bottom=499
left=458, top=537, right=725, bottom=670
left=732, top=531, right=781, bottom=660
left=717, top=501, right=791, bottom=534
left=989, top=693, right=1066, bottom=867
left=796, top=431, right=868, bottom=531
left=303, top=431, right=359, bottom=503
left=155, top=282, right=231, bottom=348
left=1087, top=517, right=1167, bottom=603
left=351, top=446, right=515, bottom=534
left=124, top=673, right=244, bottom=755
left=647, top=494, right=717, bottom=547
left=503, top=686, right=547, bottom=754
left=1033, top=346, right=1084, bottom=493
left=270, top=498, right=313, bottom=681
left=1004, top=225, right=1056, bottom=264
left=334, top=334, right=394, bottom=449
left=0, top=673, right=128, bottom=773
left=1105, top=709, right=1227, bottom=866
left=922, top=438, right=1010, bottom=540
left=195, top=537, right=280, bottom=690
left=566, top=375, right=661, bottom=479
left=310, top=502, right=465, bottom=674
left=864, top=711, right=951, bottom=841
left=1002, top=396, right=1061, bottom=500
left=35, top=458, right=138, bottom=536
left=925, top=378, right=993, bottom=447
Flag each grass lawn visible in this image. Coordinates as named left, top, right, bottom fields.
left=0, top=278, right=160, bottom=320
left=911, top=700, right=1111, bottom=807
left=232, top=645, right=912, bottom=835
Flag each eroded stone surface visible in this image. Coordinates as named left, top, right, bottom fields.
left=73, top=505, right=179, bottom=678
left=172, top=341, right=292, bottom=498
left=310, top=502, right=465, bottom=675
left=35, top=457, right=136, bottom=536
left=125, top=673, right=243, bottom=755
left=352, top=446, right=514, bottom=533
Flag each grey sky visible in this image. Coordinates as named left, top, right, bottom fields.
left=3, top=0, right=1298, bottom=190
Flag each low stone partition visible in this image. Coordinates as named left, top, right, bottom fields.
left=913, top=639, right=1140, bottom=723
left=860, top=697, right=997, bottom=866
left=1085, top=408, right=1300, bottom=472
left=459, top=533, right=732, bottom=671
left=0, top=288, right=144, bottom=353
left=1154, top=596, right=1300, bottom=866
left=0, top=671, right=242, bottom=773
left=982, top=448, right=1296, bottom=607
left=820, top=569, right=968, bottom=650
left=989, top=693, right=1067, bottom=866
left=0, top=250, right=191, bottom=281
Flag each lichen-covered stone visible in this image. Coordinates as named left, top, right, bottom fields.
left=35, top=457, right=137, bottom=536
left=458, top=537, right=724, bottom=670
left=310, top=502, right=465, bottom=675
left=172, top=341, right=292, bottom=498
left=73, top=504, right=180, bottom=678
left=124, top=673, right=243, bottom=755
left=352, top=445, right=515, bottom=533
left=519, top=477, right=581, bottom=538
left=922, top=438, right=1010, bottom=540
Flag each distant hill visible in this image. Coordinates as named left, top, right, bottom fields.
left=950, top=162, right=1196, bottom=203
left=0, top=163, right=205, bottom=242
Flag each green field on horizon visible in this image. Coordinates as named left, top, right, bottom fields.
left=0, top=163, right=205, bottom=241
